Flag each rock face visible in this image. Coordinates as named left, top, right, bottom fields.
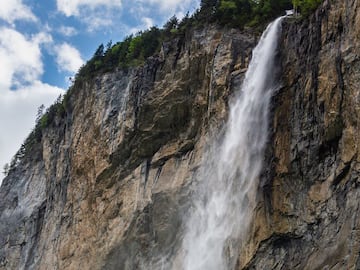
left=241, top=0, right=360, bottom=269
left=0, top=25, right=255, bottom=269
left=0, top=0, right=359, bottom=269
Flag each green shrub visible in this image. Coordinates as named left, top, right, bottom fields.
left=40, top=114, right=49, bottom=129
left=297, top=0, right=322, bottom=15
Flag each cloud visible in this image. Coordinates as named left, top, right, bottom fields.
left=56, top=0, right=122, bottom=17
left=58, top=26, right=78, bottom=37
left=0, top=27, right=63, bottom=184
left=0, top=0, right=37, bottom=24
left=0, top=82, right=63, bottom=183
left=56, top=0, right=122, bottom=32
left=142, top=17, right=154, bottom=29
left=129, top=17, right=154, bottom=34
left=55, top=43, right=84, bottom=73
left=83, top=16, right=113, bottom=32
left=128, top=0, right=200, bottom=29
left=0, top=27, right=52, bottom=90
left=137, top=0, right=199, bottom=16
left=145, top=0, right=194, bottom=11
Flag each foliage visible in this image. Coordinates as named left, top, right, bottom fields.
left=217, top=0, right=253, bottom=26
left=293, top=0, right=322, bottom=15
left=6, top=94, right=66, bottom=174
left=198, top=0, right=294, bottom=27
left=5, top=0, right=323, bottom=174
left=38, top=95, right=65, bottom=129
left=3, top=163, right=9, bottom=176
left=76, top=26, right=164, bottom=79
left=75, top=0, right=323, bottom=80
left=163, top=16, right=179, bottom=34
left=195, top=0, right=322, bottom=27
left=8, top=128, right=40, bottom=173
left=36, top=104, right=45, bottom=123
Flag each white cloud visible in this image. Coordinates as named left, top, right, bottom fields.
left=129, top=17, right=154, bottom=34
left=33, top=31, right=53, bottom=44
left=56, top=0, right=122, bottom=32
left=137, top=0, right=199, bottom=15
left=0, top=82, right=63, bottom=184
left=0, top=27, right=64, bottom=185
left=83, top=16, right=113, bottom=32
left=145, top=0, right=192, bottom=11
left=56, top=0, right=122, bottom=17
left=58, top=26, right=78, bottom=37
left=0, top=0, right=37, bottom=24
left=0, top=27, right=52, bottom=90
left=142, top=17, right=154, bottom=29
left=129, top=0, right=200, bottom=29
left=55, top=43, right=84, bottom=73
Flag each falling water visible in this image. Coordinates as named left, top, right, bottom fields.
left=181, top=17, right=284, bottom=270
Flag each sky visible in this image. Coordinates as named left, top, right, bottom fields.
left=0, top=0, right=200, bottom=184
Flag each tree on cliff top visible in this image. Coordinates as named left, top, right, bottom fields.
left=197, top=0, right=293, bottom=26
left=293, top=0, right=322, bottom=15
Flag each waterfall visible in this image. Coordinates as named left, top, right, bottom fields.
left=181, top=17, right=284, bottom=270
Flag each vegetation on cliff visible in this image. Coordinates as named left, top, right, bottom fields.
left=72, top=0, right=323, bottom=80
left=4, top=0, right=323, bottom=176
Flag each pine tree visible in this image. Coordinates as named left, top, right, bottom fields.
left=3, top=163, right=9, bottom=176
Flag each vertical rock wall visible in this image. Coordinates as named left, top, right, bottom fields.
left=242, top=0, right=360, bottom=269
left=0, top=26, right=255, bottom=270
left=1, top=0, right=359, bottom=269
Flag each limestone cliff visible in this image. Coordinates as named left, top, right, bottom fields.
left=0, top=0, right=359, bottom=269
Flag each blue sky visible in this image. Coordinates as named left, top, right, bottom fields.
left=0, top=0, right=200, bottom=182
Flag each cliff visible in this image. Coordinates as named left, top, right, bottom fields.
left=0, top=0, right=359, bottom=269
left=241, top=0, right=360, bottom=268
